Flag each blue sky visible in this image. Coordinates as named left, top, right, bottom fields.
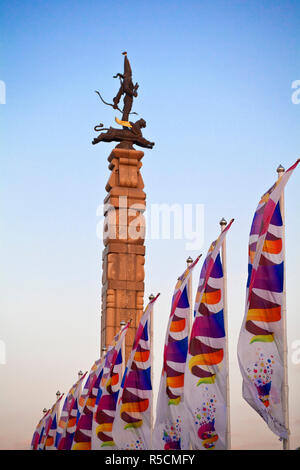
left=1, top=0, right=300, bottom=449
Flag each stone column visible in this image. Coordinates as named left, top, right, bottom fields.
left=101, top=147, right=146, bottom=362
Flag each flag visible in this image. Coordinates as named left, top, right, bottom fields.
left=44, top=393, right=64, bottom=450
left=72, top=358, right=104, bottom=450
left=113, top=294, right=160, bottom=450
left=184, top=220, right=234, bottom=450
left=238, top=160, right=299, bottom=439
left=78, top=359, right=102, bottom=414
left=92, top=321, right=130, bottom=449
left=56, top=371, right=87, bottom=450
left=31, top=411, right=48, bottom=450
left=153, top=257, right=201, bottom=450
left=37, top=409, right=51, bottom=450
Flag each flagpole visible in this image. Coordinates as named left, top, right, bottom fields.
left=77, top=371, right=84, bottom=413
left=120, top=320, right=126, bottom=379
left=186, top=257, right=194, bottom=451
left=277, top=164, right=290, bottom=450
left=148, top=293, right=155, bottom=450
left=220, top=217, right=231, bottom=450
left=55, top=390, right=62, bottom=429
left=186, top=257, right=194, bottom=335
left=101, top=345, right=107, bottom=358
left=55, top=390, right=61, bottom=420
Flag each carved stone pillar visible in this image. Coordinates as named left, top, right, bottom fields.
left=101, top=147, right=146, bottom=361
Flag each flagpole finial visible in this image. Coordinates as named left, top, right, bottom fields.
left=149, top=293, right=155, bottom=301
left=277, top=164, right=285, bottom=174
left=186, top=256, right=193, bottom=265
left=101, top=346, right=107, bottom=358
left=78, top=370, right=83, bottom=378
left=220, top=217, right=227, bottom=227
left=56, top=390, right=61, bottom=398
left=43, top=408, right=47, bottom=413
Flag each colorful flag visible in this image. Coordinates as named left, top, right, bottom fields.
left=37, top=409, right=51, bottom=450
left=56, top=372, right=87, bottom=450
left=92, top=321, right=130, bottom=449
left=184, top=220, right=234, bottom=450
left=78, top=359, right=102, bottom=414
left=44, top=393, right=64, bottom=450
left=238, top=160, right=299, bottom=439
left=72, top=358, right=104, bottom=450
left=113, top=294, right=160, bottom=450
left=31, top=410, right=48, bottom=450
left=153, top=257, right=201, bottom=450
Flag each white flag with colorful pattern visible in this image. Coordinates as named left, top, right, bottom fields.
left=92, top=321, right=130, bottom=449
left=238, top=160, right=299, bottom=439
left=184, top=220, right=233, bottom=450
left=153, top=257, right=200, bottom=450
left=44, top=393, right=64, bottom=450
left=113, top=295, right=159, bottom=450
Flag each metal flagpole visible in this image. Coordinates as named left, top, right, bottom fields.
left=219, top=217, right=231, bottom=450
left=277, top=164, right=290, bottom=450
left=77, top=370, right=84, bottom=411
left=186, top=256, right=194, bottom=451
left=186, top=257, right=194, bottom=335
left=55, top=390, right=62, bottom=439
left=120, top=320, right=126, bottom=379
left=101, top=345, right=107, bottom=358
left=148, top=293, right=155, bottom=450
left=56, top=390, right=61, bottom=414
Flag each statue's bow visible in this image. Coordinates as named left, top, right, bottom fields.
left=94, top=90, right=138, bottom=115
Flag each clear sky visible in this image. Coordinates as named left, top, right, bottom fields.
left=1, top=0, right=300, bottom=450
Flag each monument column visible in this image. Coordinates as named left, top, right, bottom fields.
left=92, top=52, right=154, bottom=362
left=101, top=147, right=146, bottom=361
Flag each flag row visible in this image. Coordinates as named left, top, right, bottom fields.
left=31, top=159, right=299, bottom=450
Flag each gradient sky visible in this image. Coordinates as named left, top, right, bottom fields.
left=1, top=0, right=300, bottom=450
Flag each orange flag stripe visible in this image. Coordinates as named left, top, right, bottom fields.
left=86, top=397, right=96, bottom=407
left=263, top=239, right=282, bottom=254
left=120, top=399, right=149, bottom=414
left=67, top=417, right=77, bottom=428
left=246, top=306, right=281, bottom=323
left=134, top=350, right=150, bottom=362
left=170, top=318, right=186, bottom=332
left=45, top=436, right=54, bottom=446
left=72, top=442, right=91, bottom=450
left=97, top=422, right=113, bottom=433
left=166, top=374, right=184, bottom=388
left=189, top=349, right=224, bottom=369
left=111, top=373, right=119, bottom=386
left=201, top=290, right=221, bottom=305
